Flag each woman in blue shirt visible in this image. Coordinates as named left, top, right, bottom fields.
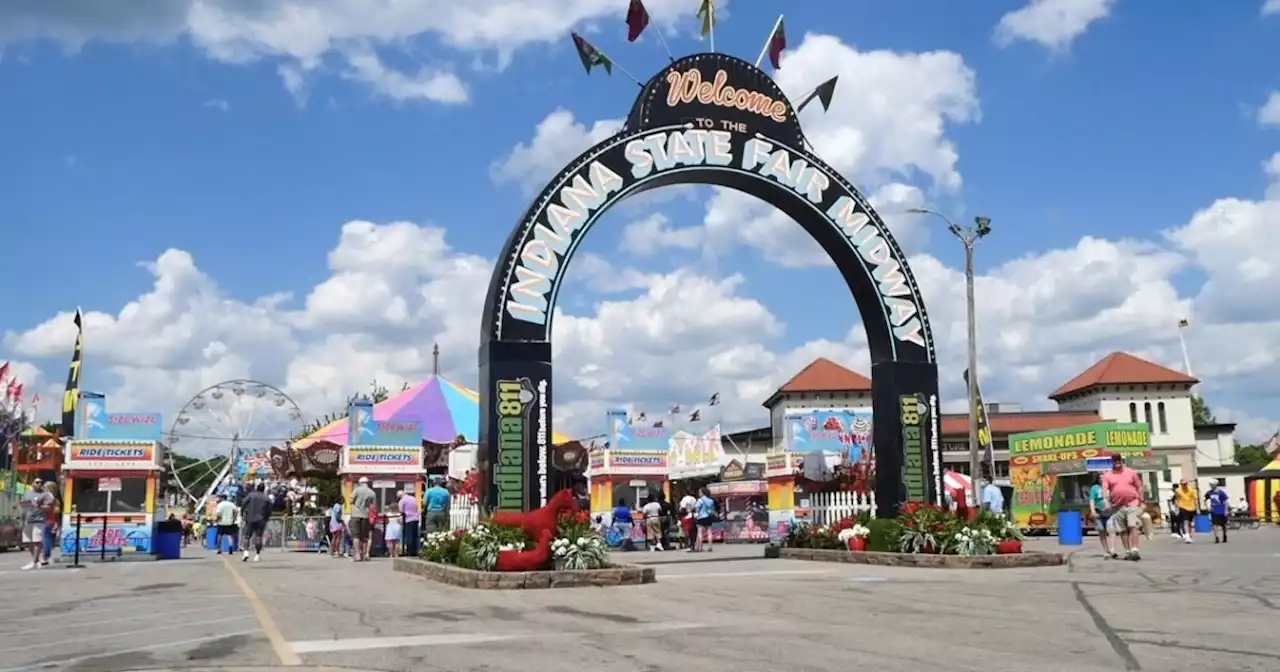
left=611, top=498, right=633, bottom=549
left=694, top=487, right=717, bottom=552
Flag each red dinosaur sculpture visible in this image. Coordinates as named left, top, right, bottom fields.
left=495, top=529, right=555, bottom=572
left=490, top=488, right=579, bottom=572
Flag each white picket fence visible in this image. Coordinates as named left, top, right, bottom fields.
left=450, top=495, right=480, bottom=531
left=807, top=490, right=876, bottom=526
left=444, top=491, right=876, bottom=532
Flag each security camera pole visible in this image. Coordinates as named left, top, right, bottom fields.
left=907, top=208, right=992, bottom=511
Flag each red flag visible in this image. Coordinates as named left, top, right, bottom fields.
left=626, top=0, right=650, bottom=42
left=0, top=361, right=9, bottom=383
left=13, top=383, right=23, bottom=403
left=768, top=18, right=787, bottom=69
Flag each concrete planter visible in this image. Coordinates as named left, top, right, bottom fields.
left=774, top=547, right=1065, bottom=569
left=393, top=557, right=657, bottom=589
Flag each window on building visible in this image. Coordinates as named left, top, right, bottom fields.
left=73, top=476, right=148, bottom=515
left=1129, top=402, right=1138, bottom=423
left=1143, top=402, right=1153, bottom=430
left=1157, top=402, right=1168, bottom=434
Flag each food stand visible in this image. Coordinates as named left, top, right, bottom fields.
left=1008, top=421, right=1167, bottom=534
left=61, top=393, right=164, bottom=556
left=708, top=460, right=768, bottom=542
left=339, top=399, right=426, bottom=515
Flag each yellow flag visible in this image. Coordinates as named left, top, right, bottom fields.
left=697, top=0, right=716, bottom=38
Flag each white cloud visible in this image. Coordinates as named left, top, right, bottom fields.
left=489, top=108, right=623, bottom=194
left=994, top=0, right=1114, bottom=51
left=620, top=214, right=705, bottom=257
left=1260, top=92, right=1280, bottom=128
left=0, top=0, right=720, bottom=103
left=1265, top=0, right=1280, bottom=16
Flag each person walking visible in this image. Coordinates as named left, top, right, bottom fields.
left=328, top=500, right=345, bottom=557
left=18, top=478, right=53, bottom=570
left=679, top=490, right=697, bottom=550
left=349, top=477, right=376, bottom=562
left=1174, top=479, right=1198, bottom=544
left=399, top=489, right=421, bottom=556
left=694, top=487, right=717, bottom=553
left=1204, top=479, right=1231, bottom=544
left=1101, top=454, right=1146, bottom=561
left=40, top=481, right=62, bottom=567
left=1089, top=473, right=1117, bottom=559
left=641, top=497, right=665, bottom=551
left=240, top=483, right=273, bottom=562
left=423, top=476, right=450, bottom=533
left=384, top=491, right=404, bottom=559
left=980, top=478, right=1004, bottom=515
left=213, top=493, right=240, bottom=554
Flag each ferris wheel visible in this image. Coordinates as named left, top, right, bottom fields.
left=165, top=379, right=304, bottom=512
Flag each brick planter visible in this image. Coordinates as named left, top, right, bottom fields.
left=393, top=557, right=657, bottom=589
left=775, top=547, right=1065, bottom=569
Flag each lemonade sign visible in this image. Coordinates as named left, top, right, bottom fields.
left=1007, top=422, right=1153, bottom=531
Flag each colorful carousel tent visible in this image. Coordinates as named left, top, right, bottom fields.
left=293, top=375, right=571, bottom=449
left=1245, top=455, right=1280, bottom=522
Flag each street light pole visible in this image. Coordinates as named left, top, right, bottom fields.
left=907, top=208, right=991, bottom=513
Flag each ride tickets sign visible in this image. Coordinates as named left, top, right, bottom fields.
left=66, top=442, right=158, bottom=470
left=345, top=447, right=423, bottom=473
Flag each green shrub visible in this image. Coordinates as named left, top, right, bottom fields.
left=866, top=518, right=901, bottom=553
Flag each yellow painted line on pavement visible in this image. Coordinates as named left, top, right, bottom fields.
left=222, top=555, right=302, bottom=666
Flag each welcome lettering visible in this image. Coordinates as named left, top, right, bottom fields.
left=665, top=69, right=788, bottom=123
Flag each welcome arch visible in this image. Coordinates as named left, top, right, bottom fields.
left=479, top=53, right=941, bottom=517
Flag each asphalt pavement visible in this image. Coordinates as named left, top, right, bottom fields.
left=2, top=528, right=1278, bottom=671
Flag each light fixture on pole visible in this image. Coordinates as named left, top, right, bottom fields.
left=907, top=208, right=992, bottom=509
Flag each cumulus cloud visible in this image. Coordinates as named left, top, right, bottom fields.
left=994, top=0, right=1115, bottom=51
left=0, top=0, right=721, bottom=102
left=1260, top=92, right=1280, bottom=128
left=489, top=108, right=624, bottom=195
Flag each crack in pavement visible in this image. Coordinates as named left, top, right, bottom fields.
left=1071, top=581, right=1141, bottom=670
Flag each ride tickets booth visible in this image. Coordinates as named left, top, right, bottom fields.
left=764, top=450, right=798, bottom=541
left=61, top=393, right=164, bottom=557
left=339, top=399, right=426, bottom=548
left=586, top=447, right=668, bottom=548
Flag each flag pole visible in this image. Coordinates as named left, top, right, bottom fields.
left=653, top=27, right=677, bottom=64
left=754, top=14, right=784, bottom=68
left=601, top=49, right=645, bottom=88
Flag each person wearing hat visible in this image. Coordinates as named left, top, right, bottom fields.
left=349, top=476, right=376, bottom=561
left=423, top=475, right=451, bottom=533
left=1101, top=453, right=1146, bottom=560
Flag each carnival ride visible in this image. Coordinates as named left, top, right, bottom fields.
left=164, top=379, right=303, bottom=514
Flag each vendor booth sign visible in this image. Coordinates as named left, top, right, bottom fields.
left=74, top=393, right=162, bottom=443
left=764, top=452, right=793, bottom=479
left=60, top=519, right=152, bottom=554
left=66, top=442, right=158, bottom=471
left=347, top=400, right=423, bottom=447
left=784, top=408, right=872, bottom=462
left=344, top=447, right=424, bottom=473
left=606, top=408, right=673, bottom=452
left=668, top=425, right=725, bottom=480
left=602, top=451, right=668, bottom=476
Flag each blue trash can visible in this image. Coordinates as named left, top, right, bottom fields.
left=205, top=526, right=218, bottom=550
left=154, top=530, right=182, bottom=560
left=1057, top=510, right=1084, bottom=545
left=1194, top=514, right=1212, bottom=534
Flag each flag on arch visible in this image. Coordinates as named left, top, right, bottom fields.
left=689, top=408, right=701, bottom=422
left=708, top=392, right=720, bottom=406
left=697, top=0, right=716, bottom=38
left=571, top=32, right=613, bottom=75
left=626, top=0, right=650, bottom=42
left=767, top=18, right=787, bottom=69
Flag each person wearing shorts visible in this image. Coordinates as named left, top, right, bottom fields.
left=1173, top=480, right=1198, bottom=544
left=349, top=476, right=376, bottom=561
left=1088, top=473, right=1116, bottom=559
left=1101, top=454, right=1146, bottom=561
left=239, top=482, right=272, bottom=562
left=1205, top=480, right=1231, bottom=544
left=19, top=478, right=53, bottom=570
left=213, top=494, right=239, bottom=554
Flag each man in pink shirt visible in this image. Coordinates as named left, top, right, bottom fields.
left=1101, top=454, right=1146, bottom=560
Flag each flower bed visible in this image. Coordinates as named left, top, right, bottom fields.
left=417, top=490, right=625, bottom=578
left=781, top=504, right=1026, bottom=558
left=393, top=557, right=655, bottom=589
left=776, top=547, right=1064, bottom=569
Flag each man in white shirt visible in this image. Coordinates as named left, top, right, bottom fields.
left=678, top=493, right=697, bottom=549
left=641, top=498, right=665, bottom=551
left=213, top=494, right=239, bottom=554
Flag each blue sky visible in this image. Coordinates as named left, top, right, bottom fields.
left=2, top=0, right=1279, bottom=442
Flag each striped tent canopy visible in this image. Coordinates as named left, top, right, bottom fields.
left=292, top=375, right=571, bottom=449
left=1245, top=451, right=1280, bottom=522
